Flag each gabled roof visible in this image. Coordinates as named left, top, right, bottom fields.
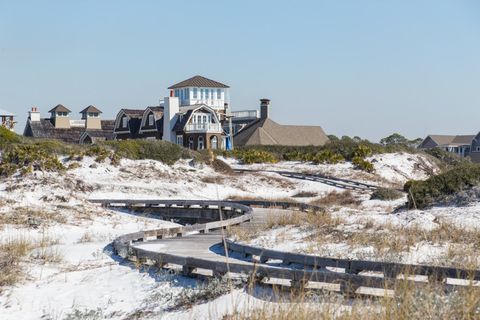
left=121, top=109, right=144, bottom=118
left=48, top=104, right=71, bottom=113
left=234, top=118, right=329, bottom=147
left=80, top=105, right=102, bottom=114
left=0, top=108, right=15, bottom=116
left=146, top=106, right=164, bottom=119
left=173, top=105, right=219, bottom=132
left=168, top=75, right=229, bottom=89
left=451, top=135, right=475, bottom=145
left=423, top=134, right=474, bottom=147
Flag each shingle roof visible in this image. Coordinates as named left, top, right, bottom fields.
left=26, top=119, right=84, bottom=143
left=168, top=75, right=229, bottom=89
left=80, top=105, right=102, bottom=114
left=234, top=118, right=329, bottom=146
left=426, top=134, right=474, bottom=147
left=0, top=108, right=15, bottom=116
left=146, top=106, right=164, bottom=119
left=84, top=129, right=115, bottom=139
left=48, top=104, right=71, bottom=113
left=121, top=109, right=144, bottom=118
left=25, top=119, right=115, bottom=143
left=451, top=135, right=475, bottom=145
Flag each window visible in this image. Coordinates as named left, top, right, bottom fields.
left=175, top=89, right=179, bottom=97
left=211, top=136, right=218, bottom=149
left=188, top=136, right=194, bottom=149
left=193, top=88, right=198, bottom=99
left=200, top=89, right=204, bottom=99
left=148, top=114, right=154, bottom=126
left=176, top=135, right=183, bottom=146
left=198, top=136, right=204, bottom=150
left=185, top=88, right=189, bottom=100
left=217, top=89, right=221, bottom=99
left=88, top=112, right=98, bottom=118
left=122, top=116, right=128, bottom=128
left=57, top=112, right=68, bottom=117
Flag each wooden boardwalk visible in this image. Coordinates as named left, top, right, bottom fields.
left=89, top=199, right=480, bottom=297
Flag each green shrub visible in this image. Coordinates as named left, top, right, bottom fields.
left=312, top=150, right=345, bottom=164
left=370, top=188, right=404, bottom=201
left=352, top=156, right=375, bottom=173
left=423, top=148, right=470, bottom=167
left=0, top=144, right=65, bottom=176
left=227, top=149, right=278, bottom=164
left=405, top=164, right=480, bottom=209
left=101, top=140, right=184, bottom=165
left=353, top=144, right=373, bottom=158
left=0, top=127, right=22, bottom=148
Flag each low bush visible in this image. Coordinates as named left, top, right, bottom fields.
left=370, top=188, right=404, bottom=201
left=311, top=190, right=362, bottom=207
left=312, top=150, right=345, bottom=164
left=0, top=144, right=65, bottom=176
left=423, top=147, right=471, bottom=168
left=0, top=126, right=22, bottom=148
left=352, top=156, right=375, bottom=173
left=226, top=149, right=279, bottom=164
left=101, top=140, right=185, bottom=165
left=405, top=163, right=480, bottom=209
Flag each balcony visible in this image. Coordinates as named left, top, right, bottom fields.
left=230, top=110, right=259, bottom=120
left=184, top=123, right=222, bottom=133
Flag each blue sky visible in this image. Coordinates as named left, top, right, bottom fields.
left=1, top=0, right=480, bottom=141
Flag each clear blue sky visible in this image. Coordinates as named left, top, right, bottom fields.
left=1, top=0, right=480, bottom=141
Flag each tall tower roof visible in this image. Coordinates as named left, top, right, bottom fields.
left=48, top=104, right=71, bottom=113
left=168, top=75, right=229, bottom=89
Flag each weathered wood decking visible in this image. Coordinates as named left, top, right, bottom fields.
left=90, top=198, right=480, bottom=297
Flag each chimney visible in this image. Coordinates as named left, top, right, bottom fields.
left=29, top=107, right=40, bottom=122
left=260, top=99, right=270, bottom=119
left=162, top=96, right=179, bottom=142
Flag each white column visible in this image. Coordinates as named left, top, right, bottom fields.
left=162, top=97, right=179, bottom=142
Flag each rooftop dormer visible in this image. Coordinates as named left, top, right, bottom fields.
left=48, top=104, right=71, bottom=129
left=80, top=105, right=102, bottom=129
left=168, top=75, right=230, bottom=109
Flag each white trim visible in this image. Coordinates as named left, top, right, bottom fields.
left=114, top=110, right=129, bottom=131
left=139, top=107, right=163, bottom=134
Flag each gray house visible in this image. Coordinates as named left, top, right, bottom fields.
left=418, top=135, right=475, bottom=158
left=23, top=106, right=115, bottom=144
left=234, top=99, right=329, bottom=147
left=470, top=132, right=480, bottom=163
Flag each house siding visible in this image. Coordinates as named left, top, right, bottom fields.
left=418, top=137, right=439, bottom=149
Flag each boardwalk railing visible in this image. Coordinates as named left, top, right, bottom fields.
left=234, top=169, right=380, bottom=192
left=93, top=199, right=480, bottom=296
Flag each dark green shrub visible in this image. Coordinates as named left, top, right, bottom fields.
left=370, top=188, right=404, bottom=201
left=405, top=164, right=480, bottom=209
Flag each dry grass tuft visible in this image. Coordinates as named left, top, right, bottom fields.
left=311, top=191, right=362, bottom=207
left=292, top=191, right=318, bottom=198
left=0, top=237, right=33, bottom=292
left=0, top=207, right=67, bottom=227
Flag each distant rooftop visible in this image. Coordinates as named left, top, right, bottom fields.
left=0, top=108, right=15, bottom=116
left=168, top=75, right=229, bottom=89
